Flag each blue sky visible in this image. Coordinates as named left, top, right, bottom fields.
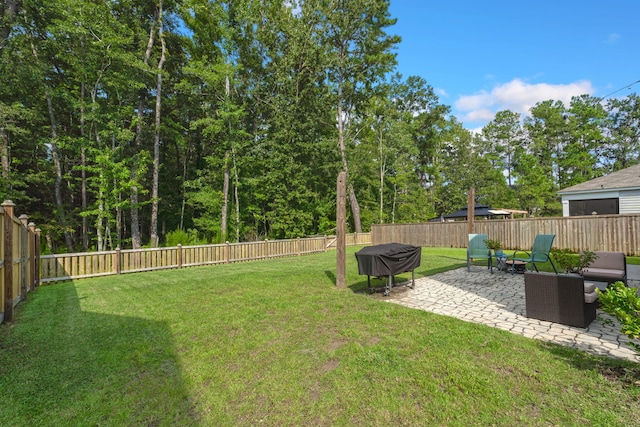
left=387, top=1, right=640, bottom=131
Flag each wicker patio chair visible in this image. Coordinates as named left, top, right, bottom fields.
left=524, top=271, right=597, bottom=328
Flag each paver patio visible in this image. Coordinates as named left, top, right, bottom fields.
left=376, top=265, right=640, bottom=362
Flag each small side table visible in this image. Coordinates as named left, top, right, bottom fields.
left=507, top=260, right=527, bottom=273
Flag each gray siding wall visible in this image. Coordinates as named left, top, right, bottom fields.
left=620, top=190, right=640, bottom=214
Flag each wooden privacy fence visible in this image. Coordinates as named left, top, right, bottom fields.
left=40, top=232, right=371, bottom=284
left=371, top=214, right=640, bottom=256
left=1, top=200, right=41, bottom=323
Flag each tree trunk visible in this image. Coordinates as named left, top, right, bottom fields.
left=96, top=193, right=104, bottom=251
left=90, top=77, right=107, bottom=252
left=149, top=2, right=165, bottom=248
left=179, top=144, right=189, bottom=231
left=337, top=97, right=362, bottom=233
left=0, top=124, right=9, bottom=184
left=233, top=148, right=240, bottom=243
left=45, top=89, right=75, bottom=252
left=0, top=1, right=18, bottom=51
left=80, top=76, right=88, bottom=251
left=221, top=151, right=229, bottom=243
left=392, top=182, right=397, bottom=224
left=131, top=9, right=157, bottom=249
left=31, top=39, right=74, bottom=251
left=378, top=129, right=385, bottom=224
left=116, top=190, right=122, bottom=249
left=347, top=185, right=362, bottom=233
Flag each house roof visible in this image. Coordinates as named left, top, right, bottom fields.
left=558, top=164, right=640, bottom=194
left=443, top=204, right=509, bottom=219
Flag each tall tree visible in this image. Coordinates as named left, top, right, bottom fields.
left=129, top=1, right=160, bottom=249
left=400, top=76, right=451, bottom=212
left=313, top=0, right=400, bottom=233
left=525, top=101, right=565, bottom=174
left=181, top=0, right=250, bottom=242
left=434, top=120, right=508, bottom=216
left=513, top=150, right=557, bottom=216
left=558, top=94, right=606, bottom=187
left=481, top=110, right=523, bottom=187
left=523, top=100, right=566, bottom=212
left=149, top=0, right=167, bottom=248
left=605, top=93, right=640, bottom=170
left=355, top=75, right=443, bottom=225
left=17, top=1, right=80, bottom=251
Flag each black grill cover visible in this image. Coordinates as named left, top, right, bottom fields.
left=355, top=243, right=421, bottom=277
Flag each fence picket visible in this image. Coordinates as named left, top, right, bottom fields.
left=371, top=215, right=640, bottom=255
left=37, top=234, right=370, bottom=284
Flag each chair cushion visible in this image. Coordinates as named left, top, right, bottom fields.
left=590, top=252, right=625, bottom=270
left=584, top=291, right=598, bottom=304
left=582, top=267, right=625, bottom=280
left=583, top=281, right=597, bottom=293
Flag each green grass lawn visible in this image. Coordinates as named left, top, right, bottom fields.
left=1, top=247, right=639, bottom=426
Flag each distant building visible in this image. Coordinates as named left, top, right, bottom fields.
left=558, top=164, right=640, bottom=217
left=435, top=204, right=526, bottom=221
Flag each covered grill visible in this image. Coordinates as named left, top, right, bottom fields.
left=355, top=243, right=421, bottom=296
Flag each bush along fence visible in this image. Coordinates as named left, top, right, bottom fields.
left=39, top=232, right=371, bottom=285
left=1, top=200, right=41, bottom=323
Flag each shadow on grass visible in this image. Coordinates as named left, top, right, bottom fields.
left=325, top=269, right=384, bottom=295
left=0, top=282, right=198, bottom=426
left=343, top=252, right=469, bottom=296
left=539, top=340, right=640, bottom=387
left=324, top=269, right=336, bottom=285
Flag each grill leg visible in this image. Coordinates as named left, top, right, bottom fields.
left=384, top=275, right=392, bottom=296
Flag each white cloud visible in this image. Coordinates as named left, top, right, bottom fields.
left=463, top=108, right=495, bottom=122
left=435, top=87, right=449, bottom=98
left=605, top=33, right=621, bottom=44
left=456, top=92, right=492, bottom=111
left=455, top=78, right=594, bottom=127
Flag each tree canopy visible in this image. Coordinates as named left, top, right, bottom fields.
left=1, top=0, right=638, bottom=252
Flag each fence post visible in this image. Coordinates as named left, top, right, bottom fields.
left=225, top=241, right=230, bottom=264
left=296, top=237, right=301, bottom=256
left=3, top=200, right=15, bottom=322
left=34, top=228, right=41, bottom=288
left=19, top=214, right=28, bottom=300
left=177, top=244, right=183, bottom=268
left=28, top=223, right=37, bottom=291
left=467, top=188, right=475, bottom=235
left=115, top=247, right=122, bottom=275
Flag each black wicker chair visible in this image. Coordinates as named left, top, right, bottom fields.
left=524, top=271, right=597, bottom=328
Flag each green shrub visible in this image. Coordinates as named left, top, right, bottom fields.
left=550, top=249, right=597, bottom=274
left=484, top=239, right=502, bottom=251
left=597, top=281, right=640, bottom=352
left=165, top=228, right=207, bottom=246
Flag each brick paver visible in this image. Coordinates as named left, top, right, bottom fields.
left=376, top=266, right=639, bottom=362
